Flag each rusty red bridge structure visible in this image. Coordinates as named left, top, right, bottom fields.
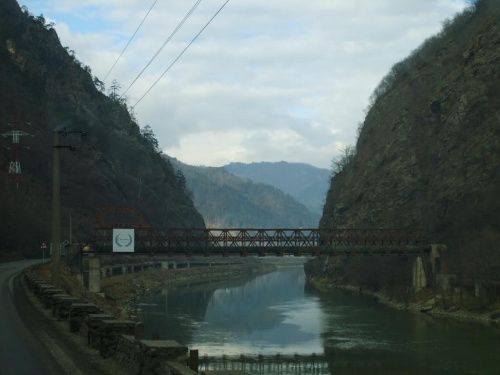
left=93, top=228, right=426, bottom=257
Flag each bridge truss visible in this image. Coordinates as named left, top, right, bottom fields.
left=93, top=228, right=425, bottom=257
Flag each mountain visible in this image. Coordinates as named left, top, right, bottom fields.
left=316, top=0, right=500, bottom=291
left=223, top=161, right=330, bottom=215
left=169, top=158, right=320, bottom=228
left=0, top=0, right=204, bottom=260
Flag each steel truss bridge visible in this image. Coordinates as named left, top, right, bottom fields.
left=94, top=228, right=425, bottom=257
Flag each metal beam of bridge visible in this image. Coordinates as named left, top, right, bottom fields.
left=93, top=228, right=425, bottom=257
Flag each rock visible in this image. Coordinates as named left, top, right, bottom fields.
left=490, top=312, right=500, bottom=320
left=85, top=314, right=117, bottom=348
left=52, top=295, right=80, bottom=320
left=40, top=289, right=66, bottom=309
left=99, top=320, right=136, bottom=358
left=420, top=298, right=436, bottom=313
left=113, top=336, right=191, bottom=375
left=69, top=303, right=101, bottom=332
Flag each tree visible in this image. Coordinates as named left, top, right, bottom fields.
left=109, top=79, right=121, bottom=101
left=175, top=169, right=187, bottom=190
left=140, top=125, right=159, bottom=152
left=93, top=76, right=105, bottom=92
left=331, top=145, right=356, bottom=175
left=35, top=14, right=46, bottom=26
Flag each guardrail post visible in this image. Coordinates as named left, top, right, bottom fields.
left=190, top=349, right=199, bottom=371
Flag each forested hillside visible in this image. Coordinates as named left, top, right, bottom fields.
left=170, top=158, right=320, bottom=228
left=0, top=0, right=204, bottom=260
left=224, top=161, right=330, bottom=215
left=316, top=0, right=500, bottom=294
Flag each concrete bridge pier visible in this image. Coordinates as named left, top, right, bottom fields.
left=412, top=256, right=427, bottom=293
left=89, top=256, right=101, bottom=293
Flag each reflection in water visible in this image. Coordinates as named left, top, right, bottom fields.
left=138, top=266, right=500, bottom=374
left=138, top=267, right=323, bottom=356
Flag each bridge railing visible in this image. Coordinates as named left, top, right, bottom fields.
left=93, top=228, right=425, bottom=256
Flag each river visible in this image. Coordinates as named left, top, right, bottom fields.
left=136, top=265, right=500, bottom=374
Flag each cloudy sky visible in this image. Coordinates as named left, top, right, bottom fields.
left=21, top=0, right=468, bottom=169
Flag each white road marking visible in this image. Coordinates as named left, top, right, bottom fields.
left=37, top=329, right=85, bottom=375
left=9, top=274, right=16, bottom=297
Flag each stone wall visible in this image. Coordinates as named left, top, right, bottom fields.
left=24, top=269, right=198, bottom=375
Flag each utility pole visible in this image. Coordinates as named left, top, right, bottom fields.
left=51, top=131, right=61, bottom=286
left=51, top=128, right=87, bottom=287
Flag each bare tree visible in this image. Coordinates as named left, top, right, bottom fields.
left=331, top=145, right=356, bottom=176
left=109, top=79, right=121, bottom=101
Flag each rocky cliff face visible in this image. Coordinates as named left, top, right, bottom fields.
left=316, top=0, right=500, bottom=288
left=0, top=0, right=204, bottom=259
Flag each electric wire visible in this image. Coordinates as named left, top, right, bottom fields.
left=121, top=0, right=203, bottom=98
left=132, top=0, right=230, bottom=108
left=103, top=0, right=159, bottom=82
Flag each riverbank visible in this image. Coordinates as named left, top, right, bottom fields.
left=102, top=261, right=276, bottom=319
left=307, top=276, right=500, bottom=325
left=33, top=260, right=276, bottom=320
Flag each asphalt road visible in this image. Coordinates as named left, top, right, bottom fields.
left=0, top=259, right=68, bottom=374
left=0, top=260, right=135, bottom=375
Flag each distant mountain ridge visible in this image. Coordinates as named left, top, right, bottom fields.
left=169, top=158, right=320, bottom=228
left=223, top=161, right=330, bottom=215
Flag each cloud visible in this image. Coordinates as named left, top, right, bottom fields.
left=22, top=0, right=468, bottom=168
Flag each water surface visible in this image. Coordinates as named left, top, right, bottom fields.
left=137, top=266, right=500, bottom=374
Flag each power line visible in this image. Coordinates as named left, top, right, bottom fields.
left=133, top=0, right=230, bottom=108
left=103, top=0, right=159, bottom=82
left=121, top=0, right=203, bottom=97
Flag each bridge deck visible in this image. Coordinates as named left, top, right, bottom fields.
left=93, top=228, right=425, bottom=256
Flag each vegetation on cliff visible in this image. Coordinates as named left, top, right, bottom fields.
left=0, top=0, right=204, bottom=260
left=317, top=0, right=500, bottom=302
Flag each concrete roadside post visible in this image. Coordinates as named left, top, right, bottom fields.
left=134, top=322, right=145, bottom=340
left=89, top=256, right=101, bottom=293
